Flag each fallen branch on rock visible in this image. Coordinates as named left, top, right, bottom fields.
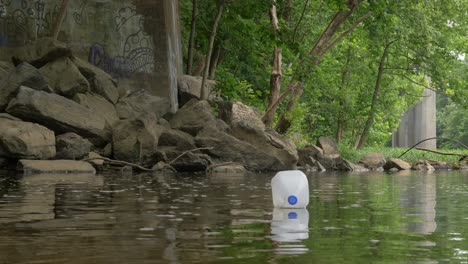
left=169, top=147, right=214, bottom=165
left=415, top=148, right=468, bottom=159
left=82, top=157, right=152, bottom=172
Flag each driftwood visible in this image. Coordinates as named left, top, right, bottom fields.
left=415, top=148, right=468, bottom=158
left=82, top=157, right=152, bottom=172
left=169, top=147, right=214, bottom=165
left=398, top=137, right=468, bottom=159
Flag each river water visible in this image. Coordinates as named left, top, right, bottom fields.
left=0, top=170, right=467, bottom=263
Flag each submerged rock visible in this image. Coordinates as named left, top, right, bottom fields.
left=207, top=163, right=247, bottom=175
left=6, top=86, right=110, bottom=146
left=17, top=159, right=96, bottom=174
left=0, top=118, right=56, bottom=160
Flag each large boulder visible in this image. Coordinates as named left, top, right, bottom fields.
left=158, top=129, right=196, bottom=151
left=39, top=57, right=90, bottom=98
left=383, top=158, right=412, bottom=171
left=219, top=101, right=298, bottom=170
left=195, top=125, right=289, bottom=171
left=412, top=160, right=435, bottom=171
left=55, top=132, right=93, bottom=160
left=178, top=75, right=215, bottom=98
left=112, top=114, right=165, bottom=163
left=17, top=160, right=95, bottom=175
left=359, top=152, right=386, bottom=170
left=71, top=57, right=119, bottom=104
left=73, top=93, right=119, bottom=128
left=0, top=118, right=56, bottom=160
left=115, top=90, right=171, bottom=120
left=0, top=63, right=51, bottom=110
left=170, top=99, right=217, bottom=136
left=316, top=136, right=340, bottom=156
left=6, top=86, right=110, bottom=146
left=0, top=61, right=13, bottom=80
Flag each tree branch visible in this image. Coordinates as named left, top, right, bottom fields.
left=323, top=11, right=372, bottom=55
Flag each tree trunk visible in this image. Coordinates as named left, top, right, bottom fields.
left=356, top=40, right=396, bottom=150
left=263, top=48, right=282, bottom=127
left=208, top=46, right=221, bottom=80
left=282, top=0, right=293, bottom=22
left=193, top=54, right=206, bottom=76
left=201, top=1, right=225, bottom=100
left=271, top=6, right=371, bottom=134
left=275, top=86, right=303, bottom=134
left=187, top=0, right=198, bottom=75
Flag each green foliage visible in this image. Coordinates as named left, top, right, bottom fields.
left=180, top=0, right=466, bottom=149
left=438, top=100, right=468, bottom=148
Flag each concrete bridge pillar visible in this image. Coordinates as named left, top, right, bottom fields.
left=392, top=88, right=437, bottom=149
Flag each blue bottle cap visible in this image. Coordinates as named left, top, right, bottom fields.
left=288, top=212, right=298, bottom=219
left=288, top=195, right=298, bottom=205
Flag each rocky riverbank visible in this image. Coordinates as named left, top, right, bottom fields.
left=1, top=38, right=466, bottom=175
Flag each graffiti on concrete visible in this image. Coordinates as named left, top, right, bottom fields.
left=88, top=5, right=154, bottom=78
left=0, top=0, right=59, bottom=46
left=88, top=43, right=153, bottom=78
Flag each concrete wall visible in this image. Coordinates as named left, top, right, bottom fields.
left=392, top=88, right=437, bottom=149
left=0, top=0, right=181, bottom=112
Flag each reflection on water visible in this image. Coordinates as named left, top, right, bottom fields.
left=0, top=170, right=467, bottom=263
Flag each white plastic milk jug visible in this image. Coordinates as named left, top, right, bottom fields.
left=271, top=170, right=309, bottom=208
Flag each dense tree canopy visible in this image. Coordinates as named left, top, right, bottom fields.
left=179, top=0, right=467, bottom=148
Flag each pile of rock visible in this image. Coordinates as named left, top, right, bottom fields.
left=0, top=39, right=299, bottom=174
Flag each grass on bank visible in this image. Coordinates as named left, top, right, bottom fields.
left=339, top=146, right=468, bottom=164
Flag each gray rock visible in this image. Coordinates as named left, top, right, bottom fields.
left=170, top=99, right=217, bottom=136
left=178, top=75, right=216, bottom=98
left=219, top=101, right=298, bottom=169
left=112, top=114, right=165, bottom=163
left=298, top=145, right=324, bottom=167
left=71, top=57, right=119, bottom=104
left=0, top=63, right=51, bottom=110
left=39, top=57, right=89, bottom=98
left=316, top=136, right=340, bottom=156
left=0, top=118, right=56, bottom=159
left=6, top=86, right=110, bottom=146
left=145, top=146, right=210, bottom=173
left=195, top=125, right=281, bottom=171
left=0, top=61, right=13, bottom=81
left=116, top=90, right=171, bottom=120
left=158, top=129, right=196, bottom=151
left=359, top=152, right=386, bottom=170
left=55, top=132, right=93, bottom=160
left=384, top=158, right=412, bottom=171
left=427, top=160, right=451, bottom=170
left=0, top=113, right=21, bottom=121
left=86, top=152, right=105, bottom=168
left=207, top=164, right=247, bottom=175
left=17, top=160, right=95, bottom=175
left=412, top=160, right=435, bottom=171
left=73, top=93, right=119, bottom=128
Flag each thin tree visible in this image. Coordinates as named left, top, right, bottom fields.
left=269, top=1, right=372, bottom=133
left=186, top=0, right=198, bottom=75
left=200, top=0, right=226, bottom=100
left=356, top=39, right=397, bottom=149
